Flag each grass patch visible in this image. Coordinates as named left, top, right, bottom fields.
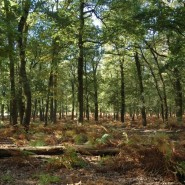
left=1, top=174, right=14, bottom=183
left=73, top=133, right=88, bottom=144
left=35, top=173, right=61, bottom=185
left=29, top=139, right=46, bottom=147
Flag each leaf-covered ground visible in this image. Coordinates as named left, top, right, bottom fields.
left=0, top=118, right=185, bottom=185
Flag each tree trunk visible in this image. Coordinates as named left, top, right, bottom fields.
left=140, top=48, right=165, bottom=122
left=92, top=58, right=99, bottom=122
left=39, top=99, right=44, bottom=122
left=49, top=71, right=54, bottom=122
left=59, top=103, right=62, bottom=120
left=120, top=58, right=125, bottom=124
left=78, top=0, right=84, bottom=123
left=17, top=0, right=31, bottom=131
left=1, top=89, right=5, bottom=121
left=135, top=52, right=147, bottom=126
left=45, top=74, right=53, bottom=126
left=146, top=42, right=168, bottom=124
left=71, top=80, right=75, bottom=120
left=84, top=59, right=89, bottom=120
left=18, top=90, right=25, bottom=125
left=32, top=99, right=37, bottom=122
left=1, top=104, right=4, bottom=121
left=4, top=0, right=18, bottom=126
left=94, top=76, right=98, bottom=121
left=173, top=68, right=183, bottom=124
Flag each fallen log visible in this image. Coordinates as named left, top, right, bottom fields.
left=0, top=145, right=120, bottom=158
left=0, top=146, right=66, bottom=157
left=73, top=145, right=120, bottom=156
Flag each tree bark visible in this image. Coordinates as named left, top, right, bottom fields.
left=134, top=52, right=147, bottom=126
left=17, top=0, right=31, bottom=131
left=39, top=99, right=44, bottom=122
left=173, top=68, right=183, bottom=124
left=84, top=59, right=90, bottom=120
left=71, top=79, right=75, bottom=120
left=94, top=74, right=98, bottom=121
left=4, top=0, right=18, bottom=125
left=140, top=48, right=165, bottom=122
left=120, top=58, right=125, bottom=124
left=145, top=41, right=168, bottom=124
left=92, top=56, right=100, bottom=122
left=45, top=74, right=52, bottom=126
left=32, top=99, right=37, bottom=122
left=78, top=0, right=84, bottom=123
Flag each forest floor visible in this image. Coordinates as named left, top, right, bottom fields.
left=0, top=117, right=185, bottom=185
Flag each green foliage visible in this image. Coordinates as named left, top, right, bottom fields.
left=176, top=162, right=185, bottom=177
left=29, top=139, right=46, bottom=147
left=73, top=134, right=88, bottom=144
left=36, top=173, right=60, bottom=185
left=46, top=148, right=87, bottom=170
left=62, top=148, right=87, bottom=169
left=151, top=133, right=173, bottom=161
left=20, top=150, right=36, bottom=156
left=98, top=155, right=112, bottom=166
left=96, top=133, right=112, bottom=144
left=0, top=173, right=14, bottom=184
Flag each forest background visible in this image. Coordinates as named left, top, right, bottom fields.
left=0, top=0, right=185, bottom=130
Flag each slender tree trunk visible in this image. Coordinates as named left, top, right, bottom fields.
left=45, top=74, right=52, bottom=126
left=65, top=95, right=68, bottom=117
left=92, top=58, right=99, bottom=122
left=71, top=80, right=75, bottom=120
left=146, top=42, right=168, bottom=123
left=84, top=59, right=89, bottom=120
left=50, top=97, right=54, bottom=121
left=100, top=108, right=102, bottom=119
left=135, top=52, right=147, bottom=126
left=86, top=99, right=89, bottom=121
left=173, top=68, right=183, bottom=124
left=17, top=0, right=31, bottom=131
left=1, top=103, right=4, bottom=121
left=78, top=0, right=84, bottom=123
left=33, top=99, right=37, bottom=122
left=120, top=58, right=125, bottom=124
left=140, top=48, right=165, bottom=122
left=59, top=103, right=62, bottom=120
left=4, top=0, right=18, bottom=126
left=1, top=87, right=5, bottom=121
left=50, top=37, right=59, bottom=123
left=49, top=71, right=54, bottom=122
left=18, top=91, right=25, bottom=125
left=38, top=99, right=44, bottom=122
left=94, top=74, right=98, bottom=121
left=62, top=104, right=64, bottom=118
left=53, top=97, right=57, bottom=123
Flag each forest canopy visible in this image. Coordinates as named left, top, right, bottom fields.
left=0, top=0, right=185, bottom=130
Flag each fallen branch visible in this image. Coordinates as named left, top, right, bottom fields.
left=0, top=145, right=120, bottom=158
left=0, top=146, right=65, bottom=157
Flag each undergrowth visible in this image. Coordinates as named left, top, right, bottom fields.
left=0, top=174, right=14, bottom=184
left=46, top=148, right=88, bottom=170
left=34, top=173, right=61, bottom=185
